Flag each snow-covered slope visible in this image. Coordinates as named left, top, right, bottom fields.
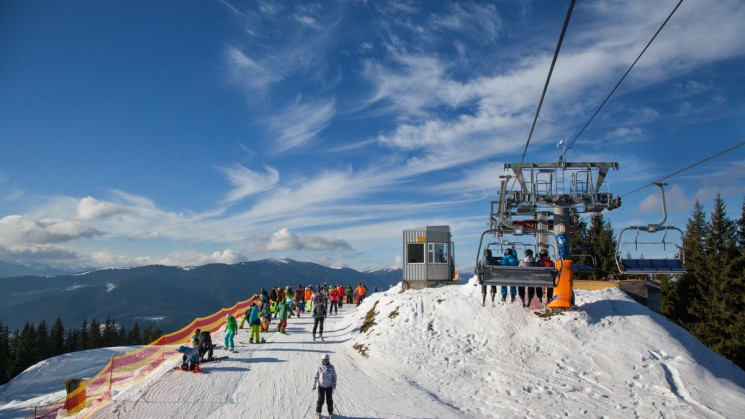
left=2, top=277, right=744, bottom=418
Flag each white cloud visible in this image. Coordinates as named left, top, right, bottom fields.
left=0, top=214, right=104, bottom=246
left=267, top=97, right=336, bottom=153
left=225, top=46, right=283, bottom=95
left=157, top=249, right=246, bottom=266
left=77, top=196, right=132, bottom=220
left=221, top=164, right=280, bottom=203
left=264, top=227, right=351, bottom=252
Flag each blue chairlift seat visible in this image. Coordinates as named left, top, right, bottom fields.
left=620, top=258, right=685, bottom=274
left=572, top=264, right=595, bottom=273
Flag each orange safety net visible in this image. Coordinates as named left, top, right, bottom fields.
left=31, top=295, right=258, bottom=418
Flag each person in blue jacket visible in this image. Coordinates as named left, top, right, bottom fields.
left=248, top=302, right=262, bottom=344
left=500, top=248, right=518, bottom=302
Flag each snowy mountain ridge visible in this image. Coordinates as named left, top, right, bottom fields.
left=2, top=277, right=744, bottom=418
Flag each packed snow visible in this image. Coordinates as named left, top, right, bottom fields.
left=2, top=277, right=745, bottom=418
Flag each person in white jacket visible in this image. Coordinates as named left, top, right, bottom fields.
left=312, top=353, right=337, bottom=418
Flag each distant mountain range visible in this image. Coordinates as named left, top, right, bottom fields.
left=0, top=259, right=402, bottom=332
left=0, top=260, right=76, bottom=278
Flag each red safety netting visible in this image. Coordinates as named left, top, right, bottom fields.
left=31, top=295, right=257, bottom=418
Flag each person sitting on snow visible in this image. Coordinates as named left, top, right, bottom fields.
left=198, top=330, right=215, bottom=361
left=176, top=345, right=201, bottom=372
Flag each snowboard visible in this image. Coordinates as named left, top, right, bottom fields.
left=201, top=356, right=228, bottom=363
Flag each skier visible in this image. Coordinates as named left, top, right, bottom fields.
left=312, top=354, right=337, bottom=419
left=224, top=313, right=237, bottom=352
left=248, top=302, right=262, bottom=344
left=345, top=284, right=353, bottom=305
left=328, top=286, right=339, bottom=315
left=500, top=249, right=518, bottom=302
left=294, top=285, right=305, bottom=318
left=518, top=249, right=537, bottom=307
left=260, top=301, right=272, bottom=332
left=312, top=299, right=327, bottom=341
left=276, top=298, right=289, bottom=334
left=176, top=345, right=201, bottom=372
left=336, top=284, right=344, bottom=308
left=354, top=283, right=367, bottom=305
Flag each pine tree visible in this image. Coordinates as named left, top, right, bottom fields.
left=127, top=322, right=142, bottom=345
left=35, top=320, right=50, bottom=361
left=49, top=318, right=65, bottom=357
left=704, top=195, right=745, bottom=366
left=87, top=318, right=102, bottom=349
left=585, top=213, right=617, bottom=280
left=102, top=317, right=118, bottom=347
left=12, top=323, right=37, bottom=377
left=76, top=319, right=88, bottom=350
left=662, top=201, right=705, bottom=326
left=0, top=321, right=10, bottom=384
left=737, top=197, right=745, bottom=252
left=65, top=328, right=79, bottom=353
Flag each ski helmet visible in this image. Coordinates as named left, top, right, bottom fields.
left=322, top=354, right=330, bottom=363
left=177, top=345, right=186, bottom=352
left=226, top=314, right=231, bottom=319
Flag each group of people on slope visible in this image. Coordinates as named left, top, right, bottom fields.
left=481, top=248, right=555, bottom=307
left=176, top=328, right=217, bottom=372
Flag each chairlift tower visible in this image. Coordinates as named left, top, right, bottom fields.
left=481, top=161, right=621, bottom=309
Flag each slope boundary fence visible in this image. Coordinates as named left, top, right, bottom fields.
left=28, top=295, right=258, bottom=418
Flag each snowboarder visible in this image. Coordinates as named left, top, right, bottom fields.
left=312, top=299, right=327, bottom=341
left=224, top=313, right=237, bottom=352
left=312, top=353, right=337, bottom=418
left=176, top=345, right=201, bottom=372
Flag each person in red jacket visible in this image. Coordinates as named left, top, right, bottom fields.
left=336, top=284, right=344, bottom=309
left=536, top=249, right=553, bottom=304
left=328, top=287, right=339, bottom=315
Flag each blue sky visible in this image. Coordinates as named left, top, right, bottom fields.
left=1, top=0, right=744, bottom=272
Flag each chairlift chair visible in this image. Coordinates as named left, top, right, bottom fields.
left=571, top=254, right=597, bottom=273
left=476, top=229, right=561, bottom=288
left=615, top=183, right=686, bottom=275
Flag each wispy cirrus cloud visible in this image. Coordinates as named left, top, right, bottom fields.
left=266, top=97, right=336, bottom=153
left=221, top=164, right=280, bottom=203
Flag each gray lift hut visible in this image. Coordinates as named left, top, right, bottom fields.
left=402, top=225, right=455, bottom=291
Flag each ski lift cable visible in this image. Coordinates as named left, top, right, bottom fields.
left=518, top=0, right=576, bottom=169
left=564, top=0, right=685, bottom=154
left=619, top=141, right=745, bottom=198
